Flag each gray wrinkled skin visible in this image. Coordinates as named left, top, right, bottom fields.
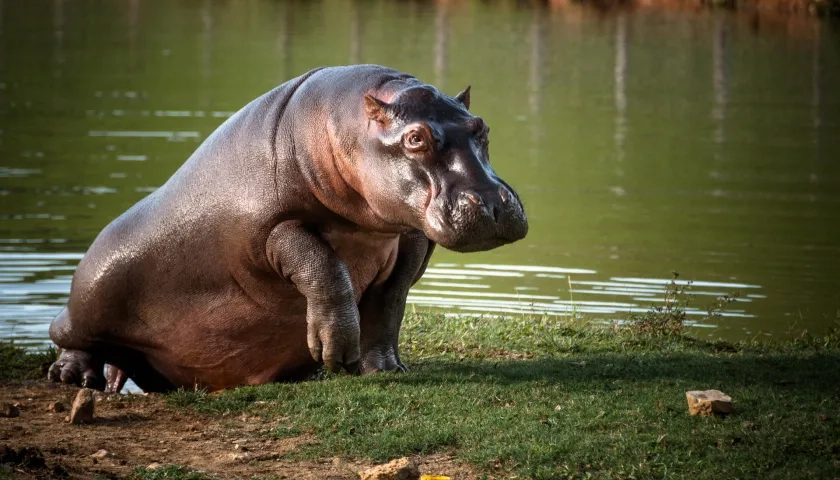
left=47, top=65, right=528, bottom=393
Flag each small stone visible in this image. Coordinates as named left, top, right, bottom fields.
left=359, top=457, right=420, bottom=480
left=70, top=388, right=96, bottom=424
left=90, top=449, right=111, bottom=459
left=147, top=462, right=162, bottom=470
left=230, top=452, right=252, bottom=463
left=0, top=403, right=20, bottom=418
left=686, top=390, right=733, bottom=416
left=48, top=402, right=65, bottom=413
left=234, top=444, right=248, bottom=451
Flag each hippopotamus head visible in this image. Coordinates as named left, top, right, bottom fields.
left=358, top=84, right=528, bottom=252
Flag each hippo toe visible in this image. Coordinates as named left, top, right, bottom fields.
left=48, top=350, right=106, bottom=390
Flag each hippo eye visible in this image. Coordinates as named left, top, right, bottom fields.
left=403, top=131, right=427, bottom=152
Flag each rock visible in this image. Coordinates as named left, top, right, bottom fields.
left=70, top=389, right=96, bottom=424
left=147, top=462, right=162, bottom=470
left=229, top=452, right=252, bottom=463
left=0, top=403, right=20, bottom=418
left=686, top=390, right=733, bottom=416
left=90, top=449, right=111, bottom=459
left=48, top=402, right=65, bottom=413
left=359, top=457, right=420, bottom=480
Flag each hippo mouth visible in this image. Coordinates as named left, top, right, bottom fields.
left=422, top=184, right=528, bottom=253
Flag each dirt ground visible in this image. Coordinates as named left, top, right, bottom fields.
left=0, top=381, right=478, bottom=479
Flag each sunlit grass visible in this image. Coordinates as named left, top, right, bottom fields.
left=4, top=299, right=839, bottom=479
left=167, top=313, right=840, bottom=479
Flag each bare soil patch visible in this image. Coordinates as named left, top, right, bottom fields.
left=0, top=381, right=476, bottom=479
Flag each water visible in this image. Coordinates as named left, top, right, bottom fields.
left=2, top=1, right=839, bottom=346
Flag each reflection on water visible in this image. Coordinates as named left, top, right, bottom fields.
left=1, top=1, right=839, bottom=345
left=0, top=253, right=79, bottom=344
left=0, top=253, right=767, bottom=346
left=410, top=263, right=762, bottom=322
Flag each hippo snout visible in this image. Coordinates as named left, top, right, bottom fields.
left=458, top=186, right=508, bottom=221
left=438, top=183, right=528, bottom=253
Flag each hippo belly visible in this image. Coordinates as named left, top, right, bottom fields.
left=138, top=228, right=399, bottom=390
left=141, top=295, right=313, bottom=390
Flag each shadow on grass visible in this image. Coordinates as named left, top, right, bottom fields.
left=388, top=352, right=840, bottom=392
left=172, top=350, right=840, bottom=415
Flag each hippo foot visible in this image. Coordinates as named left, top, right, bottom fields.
left=47, top=349, right=106, bottom=390
left=361, top=349, right=407, bottom=374
left=105, top=364, right=129, bottom=394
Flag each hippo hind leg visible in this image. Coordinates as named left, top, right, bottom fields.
left=47, top=309, right=107, bottom=390
left=47, top=349, right=106, bottom=390
left=108, top=350, right=177, bottom=393
left=49, top=310, right=175, bottom=393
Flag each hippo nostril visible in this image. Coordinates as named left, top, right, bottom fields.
left=498, top=186, right=509, bottom=204
left=492, top=202, right=501, bottom=222
left=462, top=191, right=482, bottom=206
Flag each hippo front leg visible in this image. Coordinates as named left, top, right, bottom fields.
left=358, top=232, right=434, bottom=373
left=267, top=222, right=361, bottom=374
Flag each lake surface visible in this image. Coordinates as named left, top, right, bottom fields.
left=2, top=0, right=839, bottom=346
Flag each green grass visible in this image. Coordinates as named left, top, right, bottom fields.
left=127, top=465, right=212, bottom=480
left=168, top=313, right=840, bottom=479
left=3, top=303, right=839, bottom=479
left=0, top=341, right=56, bottom=383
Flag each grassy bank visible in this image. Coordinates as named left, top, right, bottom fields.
left=3, top=313, right=840, bottom=479
left=0, top=341, right=55, bottom=384
left=162, top=314, right=840, bottom=479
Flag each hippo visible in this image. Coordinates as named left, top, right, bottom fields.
left=47, top=65, right=528, bottom=393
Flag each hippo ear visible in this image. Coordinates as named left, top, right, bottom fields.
left=455, top=86, right=471, bottom=110
left=364, top=94, right=391, bottom=125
